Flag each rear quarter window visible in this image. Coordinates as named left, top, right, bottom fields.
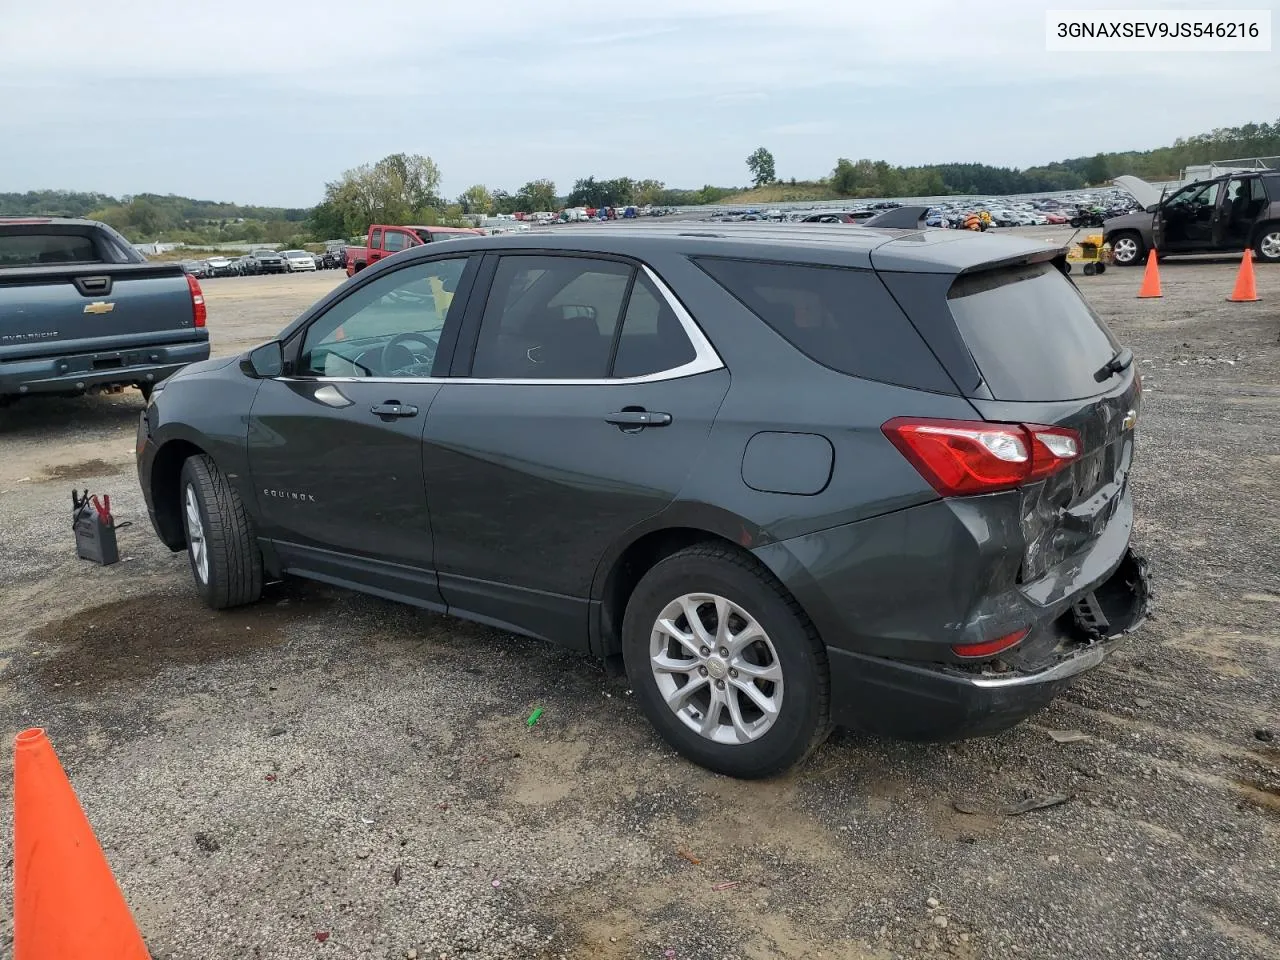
left=693, top=256, right=956, bottom=392
left=947, top=262, right=1120, bottom=402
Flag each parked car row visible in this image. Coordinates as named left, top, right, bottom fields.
left=697, top=191, right=1144, bottom=232
left=179, top=247, right=345, bottom=279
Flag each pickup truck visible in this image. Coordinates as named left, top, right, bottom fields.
left=345, top=223, right=486, bottom=277
left=0, top=216, right=210, bottom=404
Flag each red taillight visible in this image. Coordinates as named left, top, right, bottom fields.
left=186, top=274, right=207, bottom=328
left=952, top=627, right=1029, bottom=659
left=881, top=417, right=1080, bottom=497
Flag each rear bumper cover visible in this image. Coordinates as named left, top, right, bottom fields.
left=755, top=490, right=1150, bottom=741
left=1, top=338, right=210, bottom=397
left=827, top=549, right=1149, bottom=741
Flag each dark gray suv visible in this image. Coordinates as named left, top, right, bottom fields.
left=136, top=224, right=1149, bottom=779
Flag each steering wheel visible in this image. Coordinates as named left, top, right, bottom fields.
left=380, top=332, right=437, bottom=376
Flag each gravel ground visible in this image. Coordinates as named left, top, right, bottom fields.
left=1, top=243, right=1278, bottom=960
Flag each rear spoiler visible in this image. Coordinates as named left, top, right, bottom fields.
left=859, top=205, right=930, bottom=230
left=954, top=245, right=1073, bottom=280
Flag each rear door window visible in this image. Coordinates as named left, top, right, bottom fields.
left=470, top=256, right=631, bottom=379
left=947, top=262, right=1120, bottom=402
left=693, top=256, right=952, bottom=390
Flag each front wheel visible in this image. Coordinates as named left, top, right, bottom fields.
left=622, top=544, right=831, bottom=779
left=1255, top=226, right=1280, bottom=263
left=179, top=454, right=263, bottom=610
left=1110, top=231, right=1144, bottom=267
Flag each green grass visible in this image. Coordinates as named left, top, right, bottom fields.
left=717, top=181, right=842, bottom=204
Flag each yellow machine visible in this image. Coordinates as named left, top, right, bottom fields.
left=1064, top=232, right=1111, bottom=275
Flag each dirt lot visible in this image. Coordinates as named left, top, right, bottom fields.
left=1, top=244, right=1278, bottom=960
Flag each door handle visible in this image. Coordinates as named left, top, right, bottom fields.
left=371, top=401, right=418, bottom=418
left=605, top=409, right=672, bottom=428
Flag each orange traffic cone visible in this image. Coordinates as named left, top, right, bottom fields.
left=1138, top=249, right=1162, bottom=298
left=13, top=728, right=151, bottom=960
left=1227, top=248, right=1258, bottom=302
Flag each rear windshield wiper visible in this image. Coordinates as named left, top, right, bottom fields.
left=1094, top=346, right=1133, bottom=382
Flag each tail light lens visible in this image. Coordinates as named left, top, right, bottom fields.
left=882, top=417, right=1081, bottom=497
left=186, top=274, right=207, bottom=328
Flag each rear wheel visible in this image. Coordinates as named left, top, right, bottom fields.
left=622, top=544, right=831, bottom=779
left=179, top=455, right=263, bottom=610
left=1110, top=231, right=1144, bottom=266
left=1255, top=225, right=1280, bottom=263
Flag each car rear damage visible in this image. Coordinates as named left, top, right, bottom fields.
left=749, top=227, right=1153, bottom=740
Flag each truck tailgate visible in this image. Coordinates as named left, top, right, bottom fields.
left=0, top=263, right=198, bottom=357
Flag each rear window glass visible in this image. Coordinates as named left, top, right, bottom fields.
left=693, top=256, right=953, bottom=391
left=0, top=232, right=101, bottom=266
left=947, top=262, right=1120, bottom=401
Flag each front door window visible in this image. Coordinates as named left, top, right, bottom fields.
left=299, top=258, right=468, bottom=379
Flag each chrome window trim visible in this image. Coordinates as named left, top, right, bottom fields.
left=277, top=263, right=724, bottom=387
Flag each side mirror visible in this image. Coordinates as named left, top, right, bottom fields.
left=244, top=341, right=284, bottom=378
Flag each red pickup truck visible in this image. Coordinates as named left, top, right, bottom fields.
left=345, top=224, right=486, bottom=277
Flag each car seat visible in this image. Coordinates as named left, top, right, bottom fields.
left=521, top=309, right=608, bottom=378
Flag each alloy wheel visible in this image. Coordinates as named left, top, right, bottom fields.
left=1260, top=231, right=1280, bottom=261
left=649, top=593, right=784, bottom=745
left=1112, top=236, right=1139, bottom=264
left=184, top=483, right=209, bottom=584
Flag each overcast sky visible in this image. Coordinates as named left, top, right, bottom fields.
left=0, top=0, right=1273, bottom=207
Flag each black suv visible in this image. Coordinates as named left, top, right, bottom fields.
left=1104, top=170, right=1280, bottom=265
left=136, top=224, right=1149, bottom=779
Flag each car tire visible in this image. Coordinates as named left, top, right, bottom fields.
left=1254, top=224, right=1280, bottom=263
left=622, top=543, right=831, bottom=779
left=1110, top=231, right=1144, bottom=267
left=179, top=454, right=263, bottom=610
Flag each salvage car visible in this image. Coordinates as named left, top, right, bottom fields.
left=136, top=223, right=1149, bottom=779
left=245, top=248, right=286, bottom=274
left=282, top=250, right=316, bottom=272
left=204, top=255, right=238, bottom=278
left=1105, top=170, right=1280, bottom=265
left=1, top=216, right=209, bottom=403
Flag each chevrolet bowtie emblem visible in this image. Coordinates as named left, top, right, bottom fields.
left=83, top=301, right=115, bottom=315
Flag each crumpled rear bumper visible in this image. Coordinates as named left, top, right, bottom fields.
left=827, top=546, right=1152, bottom=741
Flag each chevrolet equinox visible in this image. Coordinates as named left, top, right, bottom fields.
left=137, top=223, right=1150, bottom=779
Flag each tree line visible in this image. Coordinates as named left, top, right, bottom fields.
left=749, top=117, right=1280, bottom=200
left=0, top=190, right=310, bottom=246
left=5, top=117, right=1275, bottom=245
